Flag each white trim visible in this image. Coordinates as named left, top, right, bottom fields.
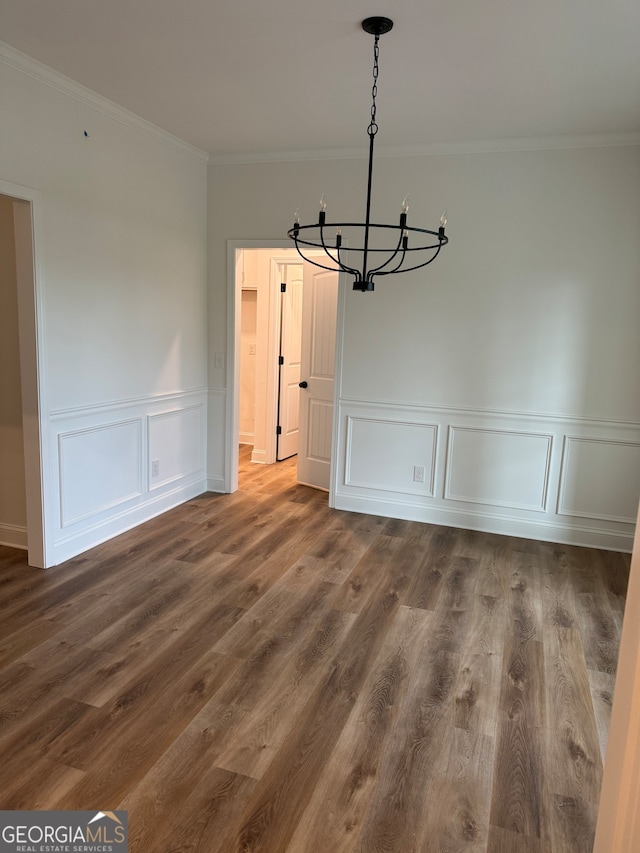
left=51, top=478, right=206, bottom=565
left=146, top=400, right=207, bottom=493
left=443, top=425, right=553, bottom=513
left=58, top=418, right=143, bottom=527
left=338, top=395, right=640, bottom=431
left=49, top=387, right=209, bottom=420
left=557, top=436, right=640, bottom=523
left=147, top=404, right=205, bottom=492
left=4, top=40, right=636, bottom=168
left=206, top=476, right=226, bottom=494
left=226, top=243, right=242, bottom=493
left=333, top=492, right=634, bottom=553
left=333, top=398, right=639, bottom=552
left=0, top=41, right=209, bottom=164
left=207, top=386, right=227, bottom=489
left=345, top=416, right=438, bottom=498
left=208, top=133, right=640, bottom=166
left=49, top=389, right=208, bottom=563
left=0, top=180, right=49, bottom=568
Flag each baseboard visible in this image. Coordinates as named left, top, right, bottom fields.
left=0, top=522, right=28, bottom=550
left=251, top=448, right=268, bottom=464
left=52, top=478, right=207, bottom=566
left=333, top=493, right=634, bottom=552
left=207, top=476, right=226, bottom=494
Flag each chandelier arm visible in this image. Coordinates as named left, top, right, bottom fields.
left=319, top=223, right=360, bottom=278
left=336, top=246, right=361, bottom=278
left=373, top=242, right=444, bottom=276
left=369, top=245, right=407, bottom=279
left=290, top=231, right=337, bottom=272
left=292, top=247, right=343, bottom=274
left=289, top=229, right=360, bottom=276
left=366, top=229, right=405, bottom=276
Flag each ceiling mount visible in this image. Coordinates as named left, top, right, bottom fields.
left=361, top=16, right=394, bottom=36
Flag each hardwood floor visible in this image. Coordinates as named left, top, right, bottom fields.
left=0, top=446, right=630, bottom=852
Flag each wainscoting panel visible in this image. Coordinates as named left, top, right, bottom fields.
left=50, top=389, right=208, bottom=564
left=346, top=416, right=437, bottom=496
left=333, top=399, right=640, bottom=551
left=148, top=405, right=203, bottom=491
left=445, top=426, right=552, bottom=511
left=58, top=419, right=142, bottom=527
left=558, top=437, right=640, bottom=523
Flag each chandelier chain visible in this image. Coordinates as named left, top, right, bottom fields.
left=368, top=34, right=380, bottom=138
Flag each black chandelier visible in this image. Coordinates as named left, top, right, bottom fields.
left=288, top=16, right=449, bottom=292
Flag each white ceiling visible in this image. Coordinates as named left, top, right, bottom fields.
left=1, top=0, right=639, bottom=160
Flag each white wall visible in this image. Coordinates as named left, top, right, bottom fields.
left=0, top=194, right=27, bottom=547
left=208, top=145, right=640, bottom=549
left=0, top=45, right=209, bottom=565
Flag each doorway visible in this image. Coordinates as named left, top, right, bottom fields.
left=0, top=194, right=27, bottom=549
left=237, top=250, right=304, bottom=468
left=227, top=242, right=344, bottom=499
left=0, top=182, right=46, bottom=568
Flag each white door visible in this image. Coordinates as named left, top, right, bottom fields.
left=276, top=264, right=303, bottom=460
left=297, top=266, right=339, bottom=490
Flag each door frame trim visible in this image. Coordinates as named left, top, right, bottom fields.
left=0, top=180, right=49, bottom=567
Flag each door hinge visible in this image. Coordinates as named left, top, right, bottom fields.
left=281, top=282, right=286, bottom=292
left=278, top=355, right=284, bottom=365
left=276, top=425, right=282, bottom=435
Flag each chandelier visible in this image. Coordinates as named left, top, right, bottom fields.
left=288, top=16, right=449, bottom=292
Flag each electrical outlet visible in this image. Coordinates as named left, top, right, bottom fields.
left=151, top=459, right=160, bottom=477
left=249, top=343, right=256, bottom=355
left=214, top=352, right=225, bottom=370
left=413, top=465, right=425, bottom=484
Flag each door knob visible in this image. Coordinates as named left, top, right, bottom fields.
left=299, top=381, right=308, bottom=388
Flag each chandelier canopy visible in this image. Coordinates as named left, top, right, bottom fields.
left=288, top=16, right=449, bottom=292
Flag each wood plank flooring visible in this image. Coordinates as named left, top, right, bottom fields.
left=0, top=445, right=630, bottom=852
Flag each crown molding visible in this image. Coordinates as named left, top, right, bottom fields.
left=207, top=131, right=640, bottom=167
left=208, top=147, right=369, bottom=166
left=3, top=40, right=637, bottom=168
left=0, top=41, right=209, bottom=165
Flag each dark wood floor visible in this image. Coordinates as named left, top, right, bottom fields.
left=0, top=446, right=630, bottom=852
